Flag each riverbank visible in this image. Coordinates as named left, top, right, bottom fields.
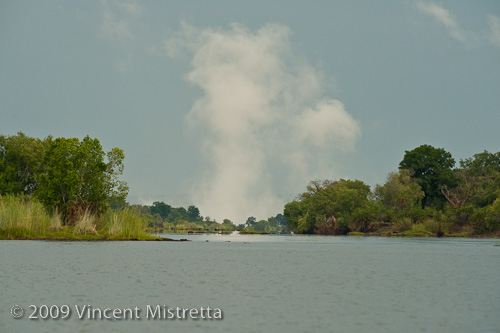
left=346, top=231, right=500, bottom=238
left=0, top=195, right=156, bottom=241
left=0, top=237, right=188, bottom=241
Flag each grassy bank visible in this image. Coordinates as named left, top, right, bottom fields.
left=239, top=230, right=270, bottom=234
left=0, top=195, right=160, bottom=240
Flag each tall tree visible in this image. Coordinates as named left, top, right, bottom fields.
left=0, top=132, right=51, bottom=195
left=187, top=205, right=201, bottom=222
left=399, top=144, right=455, bottom=208
left=150, top=201, right=171, bottom=218
left=375, top=169, right=424, bottom=212
left=245, top=216, right=257, bottom=228
left=36, top=136, right=128, bottom=222
left=285, top=179, right=371, bottom=234
left=444, top=151, right=500, bottom=208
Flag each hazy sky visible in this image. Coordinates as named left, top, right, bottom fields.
left=1, top=1, right=499, bottom=223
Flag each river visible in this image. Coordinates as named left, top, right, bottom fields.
left=1, top=234, right=499, bottom=332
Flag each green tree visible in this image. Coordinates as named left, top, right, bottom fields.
left=283, top=200, right=308, bottom=231
left=0, top=132, right=51, bottom=195
left=268, top=213, right=289, bottom=230
left=36, top=136, right=128, bottom=222
left=375, top=169, right=424, bottom=212
left=187, top=205, right=201, bottom=222
left=349, top=201, right=390, bottom=232
left=399, top=144, right=455, bottom=208
left=245, top=216, right=257, bottom=228
left=440, top=151, right=500, bottom=228
left=456, top=151, right=500, bottom=207
left=105, top=147, right=129, bottom=208
left=150, top=201, right=171, bottom=218
left=222, top=219, right=235, bottom=231
left=254, top=219, right=270, bottom=232
left=471, top=198, right=500, bottom=233
left=285, top=179, right=371, bottom=234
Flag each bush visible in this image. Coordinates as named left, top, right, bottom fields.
left=393, top=218, right=413, bottom=232
left=471, top=198, right=500, bottom=234
left=451, top=205, right=475, bottom=226
left=349, top=203, right=390, bottom=232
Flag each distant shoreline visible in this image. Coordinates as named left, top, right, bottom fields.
left=2, top=230, right=499, bottom=241
left=0, top=237, right=190, bottom=241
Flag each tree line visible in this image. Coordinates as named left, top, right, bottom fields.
left=3, top=132, right=498, bottom=237
left=132, top=201, right=289, bottom=233
left=284, top=144, right=500, bottom=236
left=131, top=201, right=212, bottom=232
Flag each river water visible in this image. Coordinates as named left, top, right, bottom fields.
left=1, top=234, right=499, bottom=332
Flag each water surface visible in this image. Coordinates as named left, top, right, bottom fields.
left=1, top=235, right=499, bottom=332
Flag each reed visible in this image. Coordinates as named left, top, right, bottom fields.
left=73, top=210, right=97, bottom=235
left=0, top=195, right=53, bottom=239
left=98, top=209, right=151, bottom=240
left=0, top=195, right=154, bottom=240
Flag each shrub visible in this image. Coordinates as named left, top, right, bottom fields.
left=393, top=217, right=413, bottom=232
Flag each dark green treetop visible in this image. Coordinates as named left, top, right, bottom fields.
left=399, top=144, right=455, bottom=208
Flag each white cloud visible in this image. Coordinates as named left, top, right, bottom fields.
left=487, top=15, right=500, bottom=47
left=416, top=1, right=468, bottom=44
left=167, top=23, right=361, bottom=223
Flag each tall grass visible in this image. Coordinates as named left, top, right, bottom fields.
left=0, top=195, right=152, bottom=240
left=73, top=210, right=97, bottom=235
left=98, top=209, right=150, bottom=240
left=0, top=195, right=57, bottom=239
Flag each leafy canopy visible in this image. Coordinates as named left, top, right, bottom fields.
left=399, top=144, right=455, bottom=208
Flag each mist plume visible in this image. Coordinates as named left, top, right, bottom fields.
left=166, top=23, right=361, bottom=223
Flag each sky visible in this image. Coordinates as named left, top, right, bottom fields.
left=1, top=0, right=499, bottom=224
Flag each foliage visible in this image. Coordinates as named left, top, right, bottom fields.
left=471, top=198, right=500, bottom=234
left=241, top=213, right=289, bottom=233
left=457, top=151, right=500, bottom=207
left=245, top=216, right=257, bottom=228
left=0, top=133, right=128, bottom=223
left=187, top=205, right=202, bottom=222
left=393, top=218, right=413, bottom=233
left=285, top=145, right=500, bottom=236
left=399, top=144, right=455, bottom=208
left=349, top=201, right=390, bottom=232
left=375, top=169, right=424, bottom=213
left=150, top=201, right=171, bottom=218
left=284, top=179, right=371, bottom=234
left=3, top=133, right=500, bottom=238
left=0, top=132, right=51, bottom=195
left=36, top=136, right=128, bottom=222
left=283, top=200, right=307, bottom=231
left=133, top=201, right=206, bottom=229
